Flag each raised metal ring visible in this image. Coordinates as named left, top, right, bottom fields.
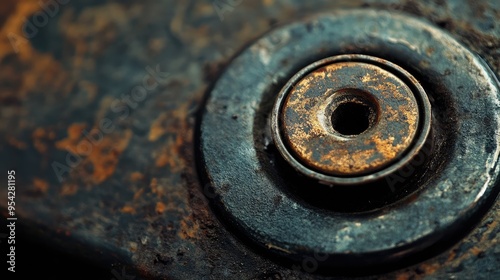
left=271, top=54, right=432, bottom=185
left=197, top=9, right=500, bottom=272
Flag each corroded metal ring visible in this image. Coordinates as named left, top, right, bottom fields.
left=272, top=55, right=431, bottom=184
left=198, top=9, right=500, bottom=272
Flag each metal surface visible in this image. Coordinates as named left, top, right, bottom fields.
left=272, top=54, right=431, bottom=183
left=1, top=0, right=500, bottom=279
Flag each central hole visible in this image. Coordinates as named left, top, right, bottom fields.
left=331, top=102, right=371, bottom=136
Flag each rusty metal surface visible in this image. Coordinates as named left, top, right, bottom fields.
left=0, top=0, right=499, bottom=279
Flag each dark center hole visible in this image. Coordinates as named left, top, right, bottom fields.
left=331, top=102, right=371, bottom=136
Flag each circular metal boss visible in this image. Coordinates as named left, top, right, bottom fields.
left=197, top=9, right=500, bottom=272
left=272, top=55, right=431, bottom=184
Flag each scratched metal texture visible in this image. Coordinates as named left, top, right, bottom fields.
left=0, top=0, right=499, bottom=279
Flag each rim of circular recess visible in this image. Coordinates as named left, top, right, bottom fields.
left=271, top=54, right=432, bottom=185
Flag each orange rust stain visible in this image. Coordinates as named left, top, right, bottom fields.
left=178, top=217, right=200, bottom=240
left=86, top=129, right=132, bottom=183
left=55, top=123, right=87, bottom=151
left=435, top=218, right=500, bottom=272
left=148, top=92, right=197, bottom=174
left=133, top=188, right=145, bottom=200
left=32, top=127, right=56, bottom=154
left=0, top=1, right=73, bottom=104
left=32, top=128, right=45, bottom=137
left=150, top=178, right=158, bottom=190
left=60, top=184, right=78, bottom=196
left=447, top=250, right=457, bottom=262
left=418, top=263, right=440, bottom=275
left=55, top=123, right=132, bottom=184
left=155, top=202, right=166, bottom=214
left=470, top=247, right=483, bottom=256
left=150, top=178, right=164, bottom=197
left=148, top=112, right=169, bottom=142
left=121, top=205, right=136, bottom=214
left=154, top=151, right=169, bottom=168
left=58, top=3, right=130, bottom=68
left=0, top=2, right=39, bottom=60
left=173, top=9, right=211, bottom=50
left=480, top=220, right=498, bottom=243
left=33, top=178, right=49, bottom=193
left=66, top=124, right=86, bottom=140
left=130, top=172, right=144, bottom=182
left=446, top=219, right=499, bottom=267
left=7, top=137, right=27, bottom=149
left=148, top=102, right=189, bottom=142
left=154, top=134, right=184, bottom=172
left=395, top=274, right=410, bottom=280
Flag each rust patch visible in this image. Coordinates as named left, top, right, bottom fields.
left=149, top=112, right=169, bottom=141
left=121, top=205, right=136, bottom=215
left=418, top=263, right=440, bottom=275
left=154, top=150, right=169, bottom=168
left=55, top=123, right=88, bottom=150
left=395, top=217, right=500, bottom=278
left=155, top=202, right=166, bottom=214
left=32, top=127, right=56, bottom=154
left=87, top=129, right=132, bottom=183
left=446, top=249, right=457, bottom=262
left=55, top=123, right=132, bottom=184
left=470, top=247, right=483, bottom=256
left=178, top=216, right=200, bottom=240
left=133, top=188, right=145, bottom=200
left=57, top=3, right=130, bottom=68
left=396, top=274, right=410, bottom=280
left=60, top=184, right=78, bottom=196
left=7, top=137, right=27, bottom=149
left=0, top=0, right=74, bottom=134
left=148, top=102, right=189, bottom=142
left=151, top=99, right=193, bottom=172
left=149, top=178, right=167, bottom=198
left=154, top=135, right=183, bottom=170
left=130, top=172, right=144, bottom=182
left=33, top=178, right=49, bottom=194
left=150, top=178, right=159, bottom=195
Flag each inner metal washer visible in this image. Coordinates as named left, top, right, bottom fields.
left=271, top=54, right=432, bottom=185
